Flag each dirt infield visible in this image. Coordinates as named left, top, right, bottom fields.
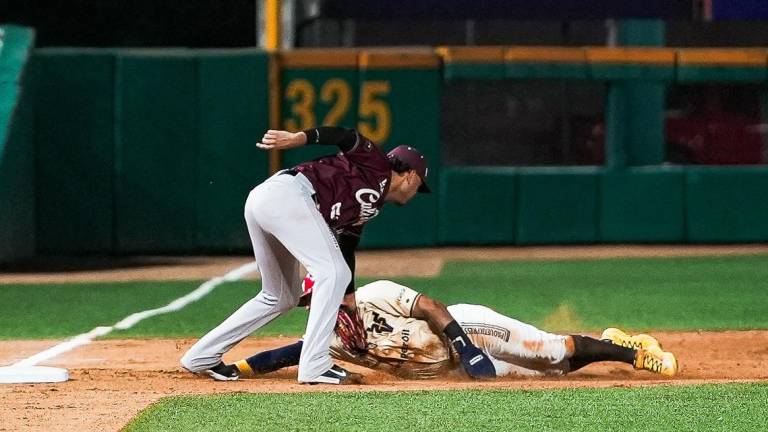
left=2, top=246, right=768, bottom=431
left=1, top=331, right=767, bottom=431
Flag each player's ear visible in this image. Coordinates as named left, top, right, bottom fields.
left=394, top=170, right=410, bottom=186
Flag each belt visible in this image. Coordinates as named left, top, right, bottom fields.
left=279, top=169, right=318, bottom=205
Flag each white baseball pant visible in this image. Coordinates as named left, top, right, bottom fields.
left=181, top=172, right=350, bottom=381
left=448, top=304, right=570, bottom=376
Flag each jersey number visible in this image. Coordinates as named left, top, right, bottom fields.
left=366, top=312, right=394, bottom=334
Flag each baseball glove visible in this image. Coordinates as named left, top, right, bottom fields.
left=335, top=307, right=368, bottom=356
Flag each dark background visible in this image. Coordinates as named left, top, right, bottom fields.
left=2, top=0, right=766, bottom=166
left=0, top=0, right=258, bottom=47
left=0, top=0, right=765, bottom=48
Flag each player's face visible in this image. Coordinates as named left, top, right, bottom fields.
left=386, top=170, right=422, bottom=206
left=396, top=170, right=421, bottom=206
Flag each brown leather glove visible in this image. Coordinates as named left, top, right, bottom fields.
left=335, top=307, right=368, bottom=356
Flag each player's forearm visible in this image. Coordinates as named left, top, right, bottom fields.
left=414, top=295, right=496, bottom=378
left=441, top=320, right=497, bottom=378
left=341, top=291, right=357, bottom=311
left=338, top=232, right=359, bottom=295
left=412, top=295, right=454, bottom=333
left=302, top=126, right=357, bottom=152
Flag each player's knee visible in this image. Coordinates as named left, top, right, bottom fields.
left=314, top=262, right=351, bottom=290
left=255, top=290, right=280, bottom=309
left=276, top=297, right=298, bottom=313
left=335, top=262, right=352, bottom=287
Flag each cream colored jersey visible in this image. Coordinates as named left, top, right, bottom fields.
left=330, top=280, right=570, bottom=379
left=332, top=280, right=451, bottom=364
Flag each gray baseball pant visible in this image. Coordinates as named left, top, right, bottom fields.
left=181, top=172, right=350, bottom=381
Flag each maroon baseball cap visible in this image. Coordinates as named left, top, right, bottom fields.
left=387, top=145, right=431, bottom=193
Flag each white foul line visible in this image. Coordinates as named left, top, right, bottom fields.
left=11, top=262, right=259, bottom=368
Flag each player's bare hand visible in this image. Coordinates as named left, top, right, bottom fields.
left=256, top=130, right=307, bottom=150
left=341, top=292, right=357, bottom=311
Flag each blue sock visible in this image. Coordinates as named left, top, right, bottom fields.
left=245, top=340, right=303, bottom=374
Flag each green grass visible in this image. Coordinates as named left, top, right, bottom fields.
left=0, top=280, right=199, bottom=339
left=0, top=279, right=309, bottom=339
left=417, top=254, right=768, bottom=331
left=1, top=254, right=767, bottom=339
left=125, top=383, right=768, bottom=431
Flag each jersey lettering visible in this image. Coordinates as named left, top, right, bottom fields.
left=463, top=323, right=511, bottom=342
left=399, top=328, right=411, bottom=359
left=354, top=188, right=381, bottom=225
left=330, top=202, right=342, bottom=221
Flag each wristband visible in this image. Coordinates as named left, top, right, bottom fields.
left=442, top=320, right=471, bottom=353
left=302, top=128, right=320, bottom=145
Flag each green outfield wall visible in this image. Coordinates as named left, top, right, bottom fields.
left=33, top=49, right=115, bottom=253
left=440, top=166, right=768, bottom=244
left=4, top=41, right=768, bottom=259
left=0, top=25, right=35, bottom=262
left=279, top=49, right=361, bottom=168
left=30, top=48, right=269, bottom=254
left=356, top=51, right=441, bottom=248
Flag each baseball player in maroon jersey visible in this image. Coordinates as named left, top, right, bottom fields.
left=181, top=127, right=496, bottom=384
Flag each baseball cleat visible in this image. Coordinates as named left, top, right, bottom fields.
left=305, top=364, right=363, bottom=385
left=234, top=360, right=255, bottom=378
left=201, top=362, right=240, bottom=381
left=601, top=327, right=661, bottom=350
left=634, top=346, right=678, bottom=377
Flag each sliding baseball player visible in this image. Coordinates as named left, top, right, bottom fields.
left=217, top=278, right=678, bottom=381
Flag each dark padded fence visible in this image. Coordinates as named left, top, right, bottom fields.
left=30, top=48, right=270, bottom=254
left=15, top=44, right=768, bottom=258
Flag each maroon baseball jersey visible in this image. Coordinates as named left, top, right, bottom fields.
left=293, top=132, right=391, bottom=234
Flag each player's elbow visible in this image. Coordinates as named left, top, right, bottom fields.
left=414, top=294, right=453, bottom=328
left=419, top=295, right=448, bottom=314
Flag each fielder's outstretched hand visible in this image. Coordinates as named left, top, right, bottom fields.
left=256, top=130, right=307, bottom=150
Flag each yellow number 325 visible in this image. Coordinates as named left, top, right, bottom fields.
left=283, top=79, right=391, bottom=143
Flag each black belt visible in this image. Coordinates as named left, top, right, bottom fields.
left=280, top=169, right=318, bottom=205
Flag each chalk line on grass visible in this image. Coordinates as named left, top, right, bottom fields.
left=11, top=262, right=259, bottom=368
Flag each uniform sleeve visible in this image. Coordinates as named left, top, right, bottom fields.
left=303, top=127, right=388, bottom=171
left=302, top=126, right=357, bottom=151
left=357, top=281, right=422, bottom=318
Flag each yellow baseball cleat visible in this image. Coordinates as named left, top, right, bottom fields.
left=634, top=346, right=678, bottom=377
left=601, top=327, right=661, bottom=350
